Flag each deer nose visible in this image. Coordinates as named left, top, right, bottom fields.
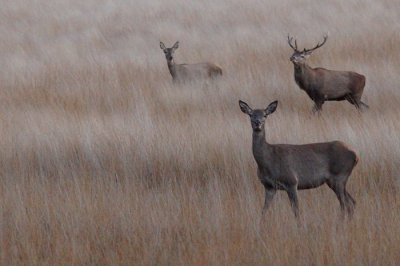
left=254, top=121, right=261, bottom=127
left=290, top=55, right=295, bottom=61
left=167, top=56, right=173, bottom=61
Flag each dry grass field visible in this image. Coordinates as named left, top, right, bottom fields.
left=0, top=0, right=399, bottom=265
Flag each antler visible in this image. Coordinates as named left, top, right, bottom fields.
left=287, top=34, right=298, bottom=51
left=305, top=33, right=329, bottom=53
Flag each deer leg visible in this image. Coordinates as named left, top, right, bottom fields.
left=311, top=98, right=324, bottom=114
left=327, top=181, right=347, bottom=218
left=286, top=186, right=300, bottom=219
left=359, top=101, right=369, bottom=110
left=311, top=104, right=323, bottom=115
left=308, top=90, right=324, bottom=114
left=262, top=185, right=277, bottom=216
left=345, top=94, right=357, bottom=107
left=344, top=189, right=356, bottom=217
left=346, top=94, right=369, bottom=110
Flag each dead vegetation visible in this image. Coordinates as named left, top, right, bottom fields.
left=0, top=0, right=399, bottom=264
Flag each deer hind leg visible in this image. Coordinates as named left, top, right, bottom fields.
left=359, top=101, right=369, bottom=110
left=344, top=189, right=356, bottom=217
left=345, top=94, right=369, bottom=110
left=327, top=179, right=352, bottom=219
left=286, top=186, right=300, bottom=219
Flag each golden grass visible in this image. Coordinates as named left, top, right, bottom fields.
left=0, top=0, right=399, bottom=264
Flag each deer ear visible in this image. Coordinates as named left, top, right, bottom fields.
left=160, top=42, right=166, bottom=50
left=173, top=41, right=179, bottom=50
left=239, top=100, right=253, bottom=116
left=304, top=50, right=312, bottom=57
left=265, top=101, right=278, bottom=116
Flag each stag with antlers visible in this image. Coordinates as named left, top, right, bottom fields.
left=288, top=34, right=369, bottom=113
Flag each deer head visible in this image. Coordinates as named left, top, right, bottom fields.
left=160, top=41, right=179, bottom=63
left=288, top=34, right=328, bottom=65
left=239, top=100, right=278, bottom=131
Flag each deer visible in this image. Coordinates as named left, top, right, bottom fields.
left=160, top=41, right=223, bottom=83
left=239, top=100, right=358, bottom=221
left=287, top=34, right=369, bottom=113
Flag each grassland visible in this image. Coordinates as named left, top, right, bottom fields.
left=0, top=0, right=399, bottom=265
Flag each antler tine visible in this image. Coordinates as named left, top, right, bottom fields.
left=287, top=34, right=298, bottom=51
left=307, top=33, right=329, bottom=52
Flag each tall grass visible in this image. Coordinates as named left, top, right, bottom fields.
left=0, top=0, right=399, bottom=264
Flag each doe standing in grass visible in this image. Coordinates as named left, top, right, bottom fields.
left=160, top=41, right=223, bottom=83
left=287, top=34, right=369, bottom=113
left=239, top=100, right=358, bottom=220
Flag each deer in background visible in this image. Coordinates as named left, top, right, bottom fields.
left=239, top=100, right=358, bottom=220
left=160, top=41, right=223, bottom=83
left=288, top=34, right=369, bottom=113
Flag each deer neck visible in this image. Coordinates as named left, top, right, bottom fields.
left=167, top=60, right=178, bottom=79
left=294, top=63, right=313, bottom=89
left=252, top=130, right=274, bottom=168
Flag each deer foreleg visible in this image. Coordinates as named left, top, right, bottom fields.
left=262, top=186, right=277, bottom=216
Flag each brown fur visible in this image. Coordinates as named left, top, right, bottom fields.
left=288, top=34, right=369, bottom=113
left=239, top=100, right=358, bottom=220
left=160, top=41, right=223, bottom=83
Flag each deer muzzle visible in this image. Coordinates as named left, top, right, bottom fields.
left=252, top=121, right=263, bottom=131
